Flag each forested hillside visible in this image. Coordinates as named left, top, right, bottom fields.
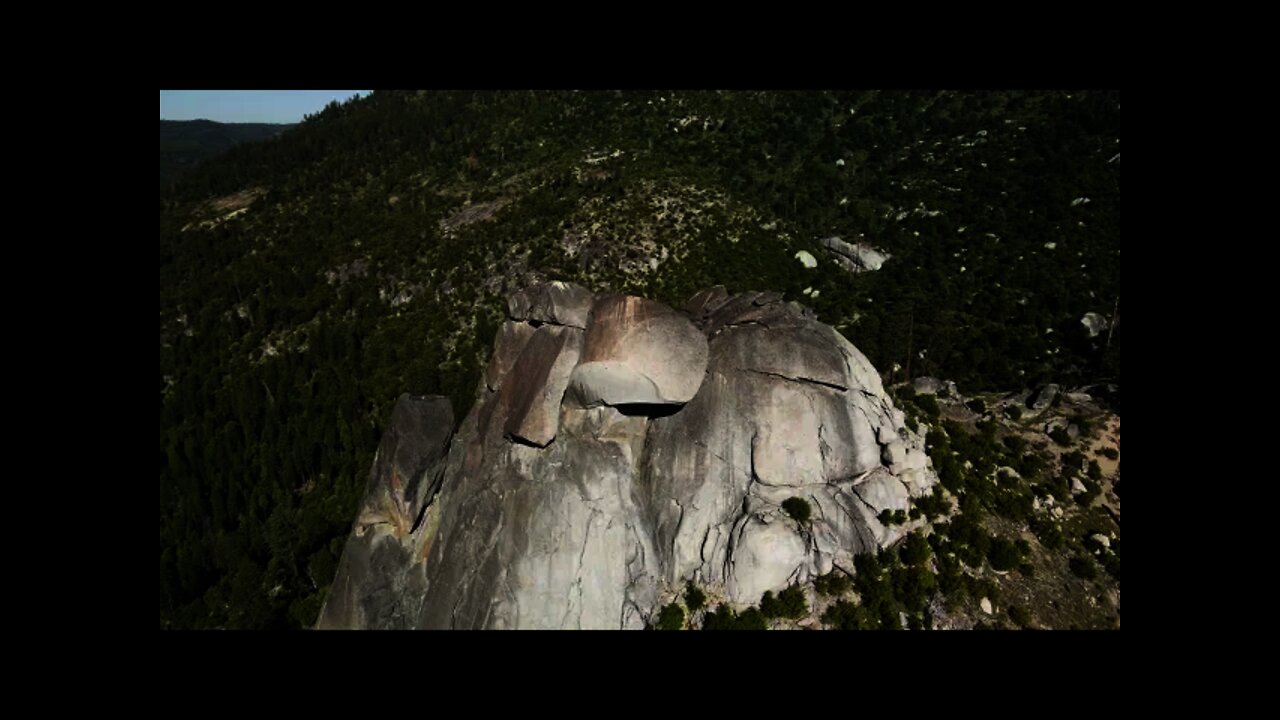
left=159, top=90, right=1120, bottom=629
left=160, top=119, right=296, bottom=187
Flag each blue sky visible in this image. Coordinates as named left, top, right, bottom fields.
left=159, top=90, right=371, bottom=124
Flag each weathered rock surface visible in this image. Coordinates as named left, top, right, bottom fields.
left=567, top=294, right=708, bottom=407
left=315, top=394, right=453, bottom=630
left=318, top=286, right=938, bottom=629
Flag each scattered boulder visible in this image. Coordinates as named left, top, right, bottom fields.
left=1081, top=312, right=1109, bottom=338
left=819, top=236, right=890, bottom=273
left=913, top=376, right=943, bottom=395
left=1030, top=384, right=1060, bottom=410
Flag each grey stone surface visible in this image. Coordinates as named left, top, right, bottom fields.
left=316, top=394, right=454, bottom=630
left=321, top=286, right=938, bottom=628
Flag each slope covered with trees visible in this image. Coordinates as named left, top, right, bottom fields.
left=159, top=90, right=1120, bottom=629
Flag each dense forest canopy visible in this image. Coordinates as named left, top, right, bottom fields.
left=159, top=89, right=1119, bottom=629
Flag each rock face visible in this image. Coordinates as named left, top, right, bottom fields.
left=315, top=394, right=453, bottom=630
left=318, top=283, right=938, bottom=629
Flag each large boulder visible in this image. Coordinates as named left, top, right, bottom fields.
left=567, top=294, right=708, bottom=408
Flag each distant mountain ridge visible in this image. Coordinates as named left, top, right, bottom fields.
left=160, top=119, right=296, bottom=186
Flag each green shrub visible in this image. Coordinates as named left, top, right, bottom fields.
left=782, top=497, right=811, bottom=523
left=703, top=604, right=766, bottom=630
left=966, top=398, right=987, bottom=414
left=1088, top=460, right=1103, bottom=480
left=987, top=537, right=1023, bottom=571
left=878, top=601, right=905, bottom=630
left=900, top=531, right=932, bottom=565
left=1102, top=553, right=1121, bottom=582
left=1061, top=451, right=1086, bottom=472
left=1075, top=480, right=1101, bottom=507
left=776, top=585, right=808, bottom=619
left=914, top=394, right=940, bottom=418
left=992, top=487, right=1034, bottom=522
left=814, top=571, right=852, bottom=596
left=684, top=582, right=706, bottom=613
left=1015, top=451, right=1046, bottom=480
left=1002, top=434, right=1027, bottom=454
left=736, top=607, right=768, bottom=630
left=915, top=489, right=949, bottom=519
left=655, top=602, right=685, bottom=630
left=1069, top=555, right=1098, bottom=580
left=1030, top=517, right=1064, bottom=550
left=891, top=564, right=937, bottom=612
left=893, top=509, right=908, bottom=524
left=1049, top=427, right=1071, bottom=446
left=1008, top=605, right=1032, bottom=627
left=759, top=591, right=780, bottom=618
left=821, top=599, right=873, bottom=630
left=1100, top=447, right=1119, bottom=461
left=1005, top=405, right=1023, bottom=420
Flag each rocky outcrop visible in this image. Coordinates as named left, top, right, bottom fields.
left=819, top=236, right=889, bottom=274
left=318, top=283, right=938, bottom=629
left=507, top=281, right=594, bottom=329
